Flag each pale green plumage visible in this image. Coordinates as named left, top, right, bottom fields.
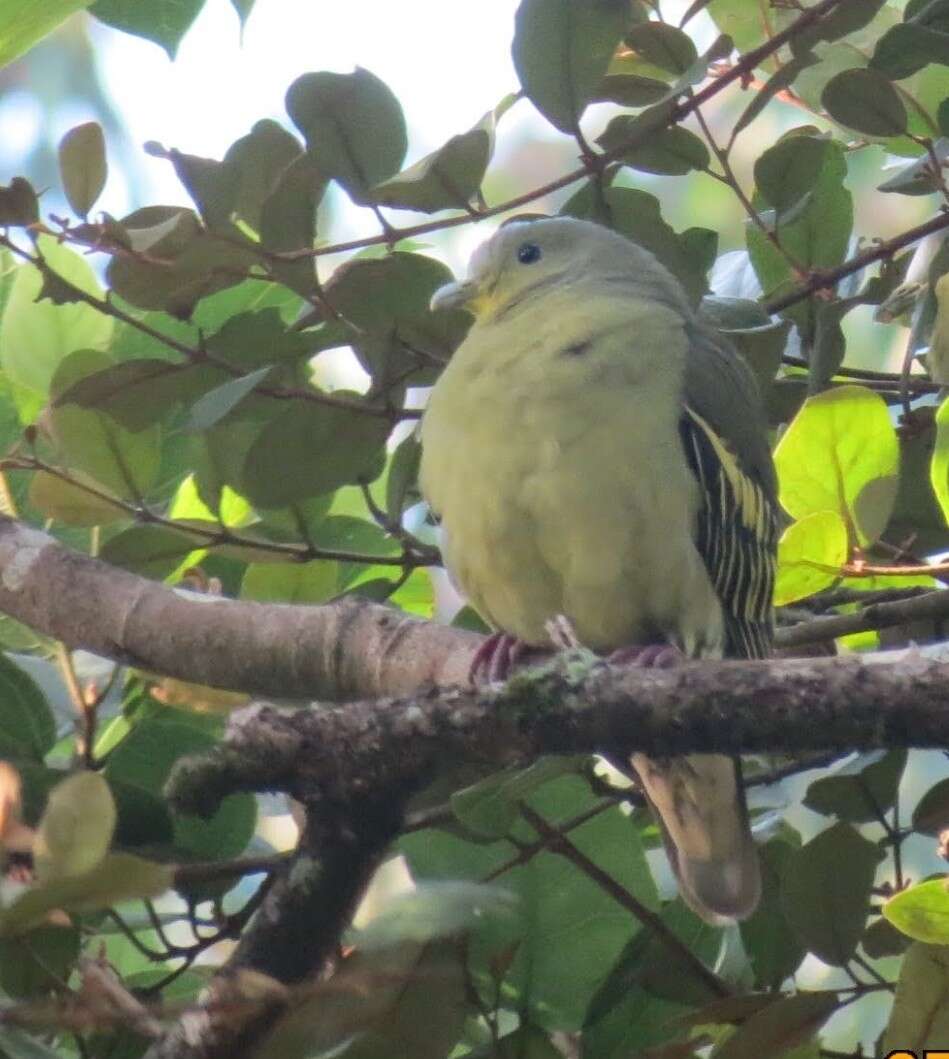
left=420, top=217, right=778, bottom=922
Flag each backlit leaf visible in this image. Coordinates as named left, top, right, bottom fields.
left=884, top=879, right=949, bottom=944
left=58, top=122, right=107, bottom=219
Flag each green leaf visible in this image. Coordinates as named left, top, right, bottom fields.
left=231, top=0, right=253, bottom=26
left=821, top=68, right=908, bottom=137
left=186, top=366, right=272, bottom=432
left=241, top=560, right=338, bottom=604
left=98, top=524, right=203, bottom=579
left=89, top=0, right=203, bottom=59
left=0, top=852, right=173, bottom=935
left=563, top=185, right=708, bottom=303
left=34, top=771, right=116, bottom=883
left=512, top=0, right=631, bottom=133
left=597, top=118, right=709, bottom=175
left=285, top=68, right=407, bottom=204
left=773, top=386, right=899, bottom=547
left=0, top=654, right=56, bottom=760
left=781, top=822, right=880, bottom=966
left=624, top=22, right=698, bottom=75
left=0, top=926, right=80, bottom=999
left=372, top=101, right=513, bottom=213
left=0, top=1, right=93, bottom=70
left=0, top=176, right=39, bottom=227
left=930, top=396, right=949, bottom=526
left=0, top=236, right=113, bottom=401
left=48, top=354, right=161, bottom=501
left=386, top=434, right=422, bottom=521
left=241, top=401, right=390, bottom=509
left=940, top=98, right=949, bottom=136
left=58, top=122, right=107, bottom=219
left=224, top=118, right=303, bottom=232
left=28, top=470, right=124, bottom=527
left=754, top=135, right=831, bottom=212
left=871, top=23, right=949, bottom=80
left=878, top=137, right=949, bottom=195
left=328, top=252, right=468, bottom=388
left=104, top=719, right=256, bottom=862
left=883, top=943, right=949, bottom=1053
left=884, top=879, right=949, bottom=944
left=803, top=750, right=907, bottom=823
left=152, top=145, right=240, bottom=232
left=593, top=73, right=669, bottom=107
left=740, top=836, right=806, bottom=990
left=747, top=141, right=852, bottom=308
left=863, top=916, right=910, bottom=958
left=259, top=153, right=325, bottom=296
left=713, top=992, right=838, bottom=1059
left=774, top=511, right=848, bottom=606
left=913, top=777, right=949, bottom=834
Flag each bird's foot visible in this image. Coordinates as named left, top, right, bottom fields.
left=469, top=632, right=529, bottom=685
left=608, top=643, right=684, bottom=669
left=545, top=614, right=581, bottom=651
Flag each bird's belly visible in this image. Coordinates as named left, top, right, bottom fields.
left=426, top=381, right=723, bottom=654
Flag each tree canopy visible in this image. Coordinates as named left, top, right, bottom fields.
left=0, top=1, right=949, bottom=1057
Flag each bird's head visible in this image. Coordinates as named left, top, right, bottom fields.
left=429, top=216, right=686, bottom=324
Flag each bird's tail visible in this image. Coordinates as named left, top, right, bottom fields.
left=631, top=752, right=759, bottom=924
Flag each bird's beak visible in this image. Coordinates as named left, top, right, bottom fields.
left=430, top=279, right=481, bottom=314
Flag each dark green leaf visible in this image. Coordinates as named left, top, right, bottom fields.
left=878, top=137, right=949, bottom=195
left=372, top=101, right=513, bottom=213
left=186, top=366, right=272, bottom=432
left=285, top=68, right=407, bottom=203
left=871, top=23, right=949, bottom=80
left=0, top=653, right=56, bottom=760
left=593, top=73, right=668, bottom=107
left=883, top=942, right=949, bottom=1052
left=259, top=153, right=325, bottom=296
left=563, top=185, right=708, bottom=303
left=151, top=145, right=239, bottom=231
left=0, top=177, right=39, bottom=227
left=754, top=135, right=831, bottom=212
left=863, top=916, right=910, bottom=958
left=224, top=119, right=303, bottom=232
left=803, top=750, right=907, bottom=823
left=58, top=122, right=107, bottom=219
left=714, top=992, right=838, bottom=1059
left=597, top=117, right=709, bottom=174
left=624, top=22, right=698, bottom=75
left=386, top=434, right=422, bottom=520
left=821, top=68, right=908, bottom=136
left=913, top=777, right=949, bottom=834
left=940, top=98, right=949, bottom=136
left=740, top=836, right=806, bottom=990
left=241, top=401, right=390, bottom=509
left=98, top=525, right=201, bottom=579
left=0, top=926, right=80, bottom=999
left=90, top=0, right=203, bottom=59
left=781, top=822, right=880, bottom=965
left=104, top=719, right=256, bottom=862
left=747, top=141, right=852, bottom=308
left=512, top=0, right=631, bottom=133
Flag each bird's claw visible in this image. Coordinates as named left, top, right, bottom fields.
left=608, top=643, right=684, bottom=669
left=469, top=632, right=528, bottom=685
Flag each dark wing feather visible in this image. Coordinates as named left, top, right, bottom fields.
left=679, top=406, right=779, bottom=660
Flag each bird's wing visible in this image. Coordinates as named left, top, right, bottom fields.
left=679, top=405, right=779, bottom=659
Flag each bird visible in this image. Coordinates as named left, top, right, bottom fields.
left=418, top=215, right=779, bottom=924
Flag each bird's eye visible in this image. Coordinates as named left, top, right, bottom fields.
left=517, top=242, right=542, bottom=265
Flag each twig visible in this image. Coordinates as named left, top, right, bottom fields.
left=517, top=802, right=731, bottom=999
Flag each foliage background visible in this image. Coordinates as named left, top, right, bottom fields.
left=0, top=1, right=948, bottom=1058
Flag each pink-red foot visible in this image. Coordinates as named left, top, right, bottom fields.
left=608, top=643, right=684, bottom=669
left=469, top=632, right=528, bottom=684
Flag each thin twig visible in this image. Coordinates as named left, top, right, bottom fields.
left=517, top=802, right=732, bottom=1000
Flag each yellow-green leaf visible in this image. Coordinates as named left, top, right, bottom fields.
left=773, top=385, right=899, bottom=546
left=774, top=511, right=848, bottom=606
left=58, top=121, right=107, bottom=218
left=883, top=943, right=949, bottom=1053
left=34, top=771, right=116, bottom=883
left=884, top=879, right=949, bottom=944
